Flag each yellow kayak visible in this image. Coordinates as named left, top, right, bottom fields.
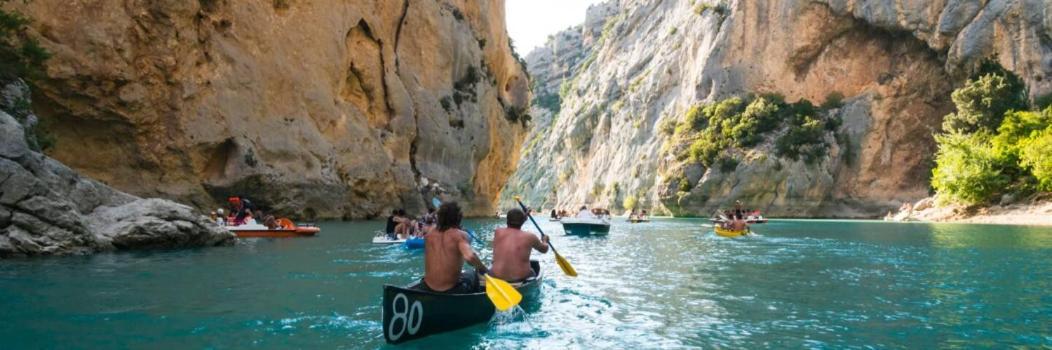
left=714, top=226, right=749, bottom=238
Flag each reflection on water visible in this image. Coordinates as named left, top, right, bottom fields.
left=0, top=219, right=1050, bottom=348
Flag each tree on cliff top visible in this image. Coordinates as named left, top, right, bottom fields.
left=941, top=63, right=1027, bottom=134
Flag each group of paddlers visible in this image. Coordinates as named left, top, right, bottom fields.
left=385, top=207, right=438, bottom=239
left=716, top=200, right=752, bottom=231
left=627, top=209, right=650, bottom=221
left=417, top=201, right=549, bottom=293
left=207, top=196, right=288, bottom=230
left=549, top=206, right=612, bottom=219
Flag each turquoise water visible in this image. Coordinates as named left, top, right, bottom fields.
left=1, top=219, right=1051, bottom=348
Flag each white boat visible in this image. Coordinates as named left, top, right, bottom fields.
left=561, top=217, right=611, bottom=235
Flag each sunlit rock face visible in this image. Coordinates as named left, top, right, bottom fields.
left=14, top=0, right=530, bottom=218
left=503, top=0, right=1052, bottom=217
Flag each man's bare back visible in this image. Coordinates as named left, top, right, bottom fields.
left=423, top=227, right=478, bottom=292
left=491, top=227, right=549, bottom=282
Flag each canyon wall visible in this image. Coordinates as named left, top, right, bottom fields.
left=12, top=0, right=530, bottom=219
left=503, top=0, right=1052, bottom=217
left=1, top=80, right=232, bottom=257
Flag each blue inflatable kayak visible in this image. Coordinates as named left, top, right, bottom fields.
left=405, top=237, right=425, bottom=249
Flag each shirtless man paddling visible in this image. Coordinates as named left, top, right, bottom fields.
left=418, top=201, right=489, bottom=294
left=492, top=209, right=549, bottom=283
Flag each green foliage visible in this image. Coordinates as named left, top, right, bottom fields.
left=677, top=176, right=692, bottom=192
left=533, top=93, right=560, bottom=113
left=776, top=115, right=827, bottom=164
left=504, top=105, right=531, bottom=127
left=0, top=6, right=50, bottom=80
left=931, top=133, right=1012, bottom=205
left=820, top=91, right=845, bottom=110
left=716, top=156, right=738, bottom=172
left=941, top=67, right=1027, bottom=134
left=558, top=79, right=574, bottom=99
left=774, top=100, right=834, bottom=164
left=507, top=39, right=529, bottom=79
left=658, top=117, right=678, bottom=135
left=1034, top=92, right=1052, bottom=110
left=667, top=27, right=678, bottom=36
left=1020, top=129, right=1052, bottom=191
left=623, top=195, right=638, bottom=210
left=669, top=94, right=837, bottom=168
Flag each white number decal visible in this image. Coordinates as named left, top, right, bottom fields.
left=388, top=293, right=424, bottom=341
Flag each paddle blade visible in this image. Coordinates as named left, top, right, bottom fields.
left=555, top=253, right=577, bottom=277
left=484, top=274, right=522, bottom=311
left=431, top=197, right=441, bottom=208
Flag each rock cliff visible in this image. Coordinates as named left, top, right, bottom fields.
left=1, top=80, right=232, bottom=257
left=503, top=0, right=1052, bottom=217
left=12, top=0, right=530, bottom=218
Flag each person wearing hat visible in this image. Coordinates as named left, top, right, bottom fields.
left=490, top=208, right=549, bottom=283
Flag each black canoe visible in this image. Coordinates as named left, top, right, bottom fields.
left=381, top=261, right=543, bottom=344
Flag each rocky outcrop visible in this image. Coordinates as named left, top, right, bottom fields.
left=0, top=81, right=232, bottom=258
left=503, top=0, right=1052, bottom=217
left=12, top=0, right=530, bottom=218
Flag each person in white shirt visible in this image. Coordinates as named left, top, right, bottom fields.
left=576, top=206, right=595, bottom=219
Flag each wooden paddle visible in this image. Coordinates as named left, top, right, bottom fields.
left=513, top=196, right=577, bottom=277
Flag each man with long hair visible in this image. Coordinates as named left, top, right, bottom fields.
left=418, top=201, right=489, bottom=293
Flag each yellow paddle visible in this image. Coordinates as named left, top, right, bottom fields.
left=514, top=196, right=577, bottom=277
left=483, top=273, right=522, bottom=311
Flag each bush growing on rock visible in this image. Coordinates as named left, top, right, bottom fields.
left=1020, top=129, right=1052, bottom=191
left=932, top=133, right=1012, bottom=205
left=931, top=65, right=1051, bottom=205
left=941, top=66, right=1027, bottom=134
left=668, top=94, right=838, bottom=169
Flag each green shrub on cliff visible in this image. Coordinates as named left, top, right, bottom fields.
left=932, top=133, right=1012, bottom=205
left=668, top=94, right=838, bottom=168
left=941, top=64, right=1027, bottom=134
left=931, top=64, right=1051, bottom=204
left=1020, top=129, right=1052, bottom=191
left=0, top=4, right=50, bottom=80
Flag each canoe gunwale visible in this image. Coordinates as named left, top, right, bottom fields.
left=381, top=261, right=542, bottom=344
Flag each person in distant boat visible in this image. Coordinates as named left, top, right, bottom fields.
left=215, top=209, right=226, bottom=226
left=418, top=201, right=489, bottom=294
left=577, top=206, right=595, bottom=218
left=209, top=211, right=220, bottom=225
left=394, top=209, right=416, bottom=239
left=384, top=209, right=399, bottom=239
left=641, top=210, right=649, bottom=220
left=733, top=201, right=745, bottom=220
left=420, top=207, right=437, bottom=233
left=263, top=215, right=279, bottom=230
left=550, top=209, right=558, bottom=220
left=492, top=209, right=549, bottom=283
left=243, top=209, right=257, bottom=225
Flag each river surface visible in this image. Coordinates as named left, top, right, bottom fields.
left=1, top=219, right=1051, bottom=349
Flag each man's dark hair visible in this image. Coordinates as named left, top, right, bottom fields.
left=437, top=201, right=462, bottom=231
left=506, top=209, right=526, bottom=229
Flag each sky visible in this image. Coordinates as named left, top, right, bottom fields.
left=506, top=0, right=607, bottom=55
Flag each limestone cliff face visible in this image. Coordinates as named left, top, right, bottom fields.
left=503, top=0, right=1052, bottom=217
left=13, top=0, right=530, bottom=218
left=1, top=80, right=232, bottom=258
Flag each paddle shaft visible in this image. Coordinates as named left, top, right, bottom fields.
left=513, top=199, right=562, bottom=257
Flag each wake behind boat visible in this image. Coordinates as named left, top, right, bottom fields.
left=382, top=261, right=542, bottom=344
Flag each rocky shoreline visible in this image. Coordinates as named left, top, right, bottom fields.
left=884, top=196, right=1052, bottom=227
left=0, top=81, right=233, bottom=258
